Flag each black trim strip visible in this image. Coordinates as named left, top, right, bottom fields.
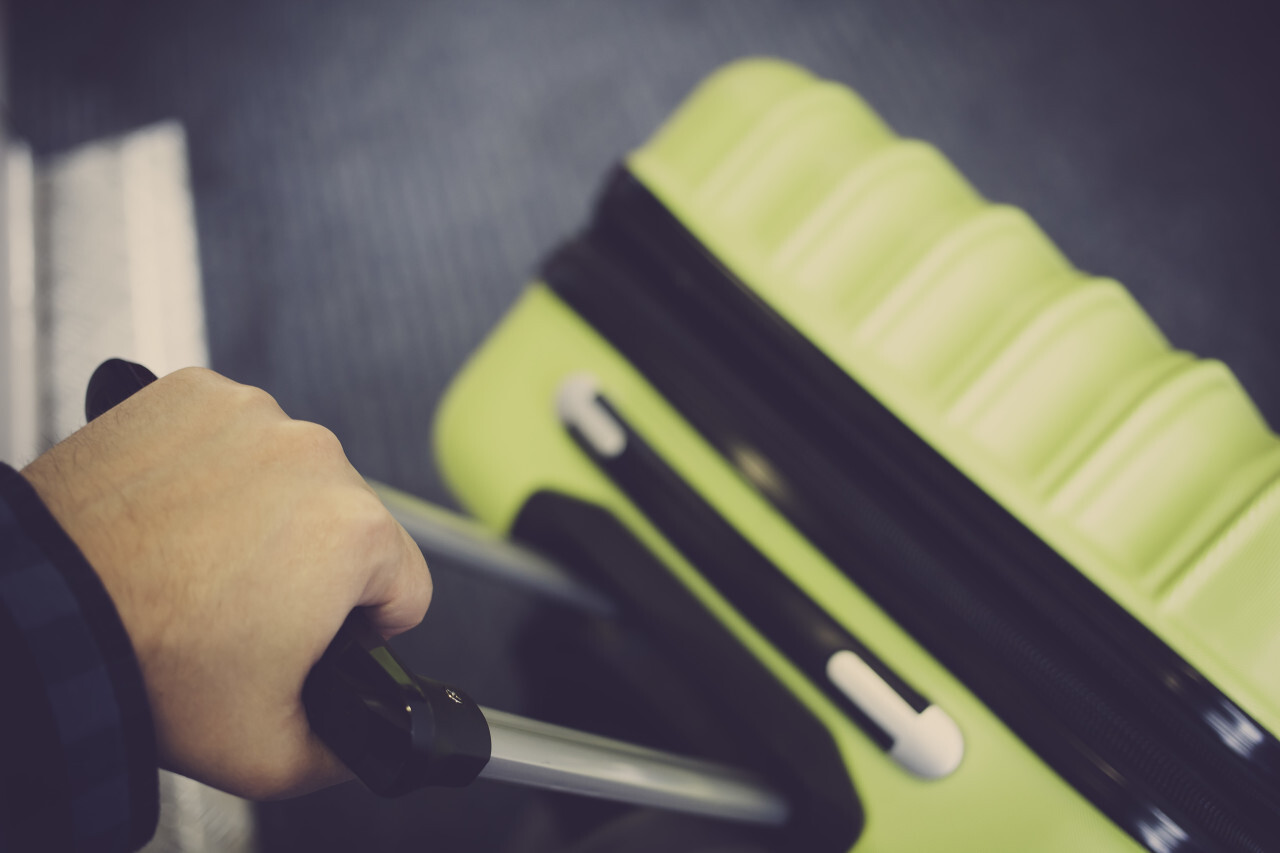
left=561, top=385, right=956, bottom=760
left=512, top=491, right=863, bottom=852
left=542, top=168, right=1280, bottom=852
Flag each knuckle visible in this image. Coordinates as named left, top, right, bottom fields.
left=292, top=421, right=346, bottom=461
left=347, top=491, right=399, bottom=543
left=390, top=538, right=433, bottom=622
left=168, top=365, right=215, bottom=385
left=230, top=382, right=282, bottom=415
left=265, top=420, right=347, bottom=473
left=162, top=366, right=226, bottom=400
left=408, top=558, right=434, bottom=616
left=408, top=547, right=433, bottom=600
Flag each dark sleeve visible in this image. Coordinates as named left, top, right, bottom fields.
left=0, top=463, right=158, bottom=852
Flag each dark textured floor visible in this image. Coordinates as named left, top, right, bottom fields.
left=10, top=1, right=1280, bottom=850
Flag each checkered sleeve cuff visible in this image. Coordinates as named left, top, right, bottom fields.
left=0, top=462, right=159, bottom=852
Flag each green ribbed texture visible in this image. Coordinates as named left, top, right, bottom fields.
left=630, top=58, right=1280, bottom=738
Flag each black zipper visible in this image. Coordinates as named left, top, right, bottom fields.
left=541, top=168, right=1280, bottom=852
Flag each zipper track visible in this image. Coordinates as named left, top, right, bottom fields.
left=542, top=168, right=1280, bottom=852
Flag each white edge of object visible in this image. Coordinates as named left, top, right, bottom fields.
left=121, top=122, right=209, bottom=374
left=4, top=143, right=40, bottom=465
left=42, top=122, right=210, bottom=443
left=556, top=373, right=626, bottom=457
left=826, top=649, right=964, bottom=779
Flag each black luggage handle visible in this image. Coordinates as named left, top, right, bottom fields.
left=299, top=611, right=491, bottom=793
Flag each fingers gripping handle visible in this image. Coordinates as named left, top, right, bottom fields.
left=83, top=359, right=493, bottom=796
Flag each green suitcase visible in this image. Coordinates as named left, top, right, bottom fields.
left=434, top=59, right=1280, bottom=852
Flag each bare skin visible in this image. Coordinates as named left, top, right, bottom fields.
left=21, top=367, right=432, bottom=800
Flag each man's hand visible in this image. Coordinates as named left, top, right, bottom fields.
left=21, top=367, right=432, bottom=800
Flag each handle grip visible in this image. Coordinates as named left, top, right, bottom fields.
left=84, top=358, right=491, bottom=796
left=85, top=358, right=158, bottom=420
left=302, top=614, right=491, bottom=794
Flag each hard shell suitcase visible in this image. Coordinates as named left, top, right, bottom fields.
left=433, top=59, right=1280, bottom=852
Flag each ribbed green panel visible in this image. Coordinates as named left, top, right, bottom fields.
left=628, top=57, right=1280, bottom=735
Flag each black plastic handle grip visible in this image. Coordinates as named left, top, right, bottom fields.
left=301, top=613, right=491, bottom=795
left=84, top=358, right=491, bottom=795
left=85, top=358, right=159, bottom=420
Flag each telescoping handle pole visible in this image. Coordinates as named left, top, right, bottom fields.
left=84, top=359, right=790, bottom=827
left=479, top=707, right=789, bottom=824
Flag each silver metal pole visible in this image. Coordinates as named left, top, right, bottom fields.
left=370, top=481, right=614, bottom=616
left=479, top=707, right=790, bottom=827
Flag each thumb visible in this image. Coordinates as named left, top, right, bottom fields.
left=358, top=523, right=433, bottom=639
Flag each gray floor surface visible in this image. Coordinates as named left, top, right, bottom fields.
left=10, top=1, right=1280, bottom=850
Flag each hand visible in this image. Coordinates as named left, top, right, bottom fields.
left=21, top=367, right=432, bottom=799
